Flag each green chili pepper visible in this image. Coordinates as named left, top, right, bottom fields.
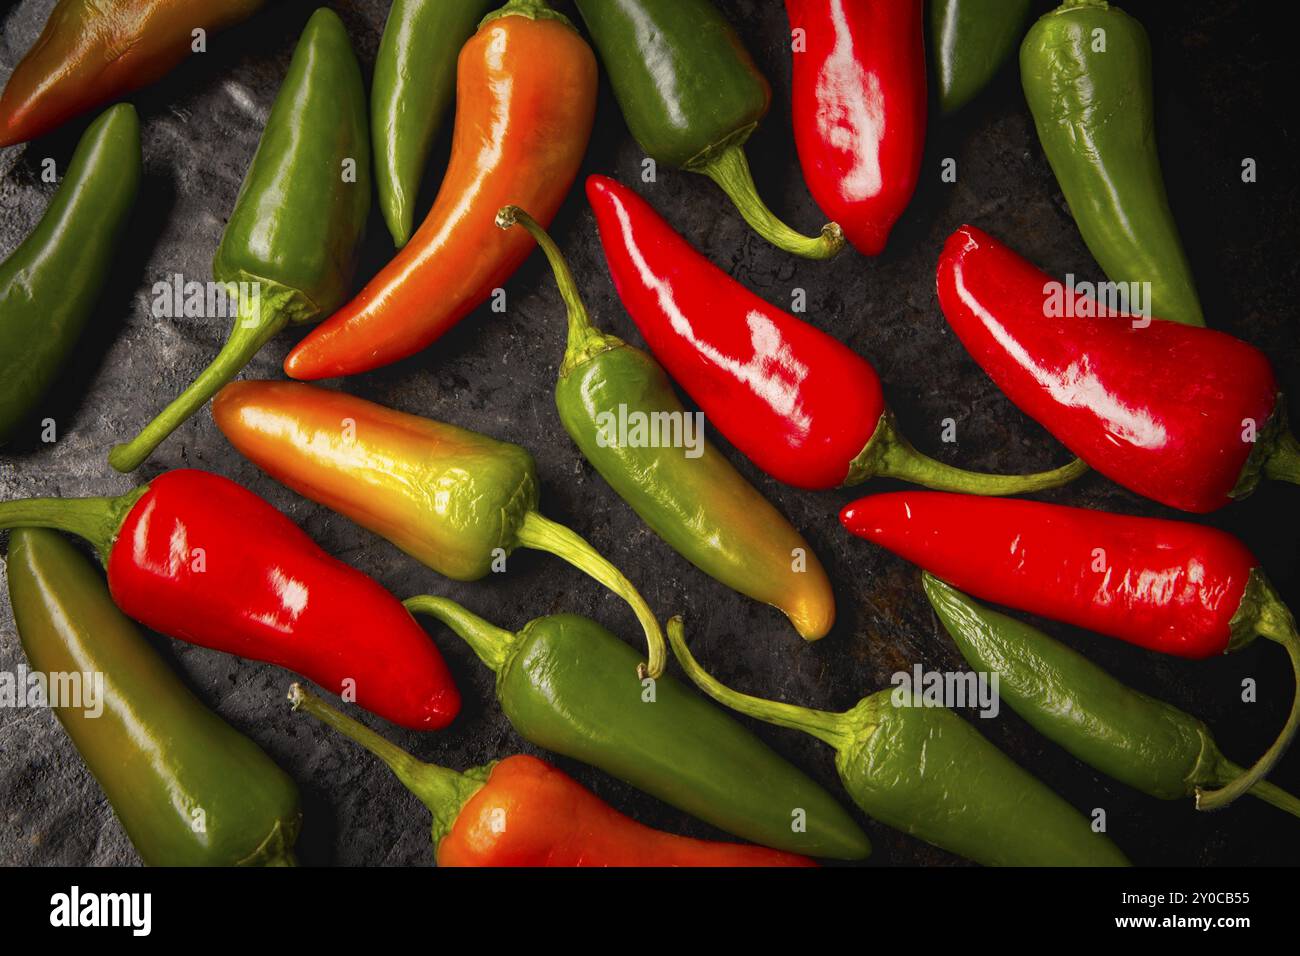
left=667, top=620, right=1130, bottom=865
left=0, top=104, right=140, bottom=446
left=930, top=0, right=1031, bottom=113
left=404, top=598, right=871, bottom=859
left=108, top=7, right=371, bottom=472
left=497, top=206, right=836, bottom=641
left=923, top=573, right=1300, bottom=817
left=372, top=0, right=494, bottom=247
left=5, top=528, right=301, bottom=866
left=1021, top=0, right=1204, bottom=326
left=573, top=0, right=843, bottom=260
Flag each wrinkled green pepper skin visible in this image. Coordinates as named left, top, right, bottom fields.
left=497, top=614, right=869, bottom=859
left=842, top=691, right=1129, bottom=866
left=213, top=7, right=370, bottom=322
left=372, top=0, right=495, bottom=247
left=925, top=574, right=1218, bottom=801
left=557, top=343, right=834, bottom=640
left=6, top=528, right=300, bottom=866
left=0, top=104, right=139, bottom=444
left=1021, top=0, right=1204, bottom=327
left=574, top=0, right=770, bottom=169
left=930, top=0, right=1031, bottom=113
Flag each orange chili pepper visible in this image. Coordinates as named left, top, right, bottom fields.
left=283, top=0, right=597, bottom=380
left=290, top=684, right=816, bottom=867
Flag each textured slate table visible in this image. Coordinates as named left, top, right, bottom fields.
left=1, top=0, right=1296, bottom=866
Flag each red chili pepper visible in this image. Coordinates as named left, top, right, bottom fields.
left=586, top=174, right=1085, bottom=494
left=839, top=490, right=1300, bottom=811
left=0, top=470, right=459, bottom=730
left=936, top=225, right=1300, bottom=513
left=785, top=0, right=926, bottom=255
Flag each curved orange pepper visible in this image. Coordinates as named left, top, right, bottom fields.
left=283, top=0, right=597, bottom=380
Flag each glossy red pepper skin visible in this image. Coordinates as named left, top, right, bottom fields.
left=586, top=175, right=1086, bottom=496
left=0, top=470, right=459, bottom=730
left=785, top=0, right=927, bottom=255
left=108, top=471, right=459, bottom=730
left=936, top=225, right=1284, bottom=514
left=841, top=491, right=1254, bottom=658
left=587, top=174, right=883, bottom=490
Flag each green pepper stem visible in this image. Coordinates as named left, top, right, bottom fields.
left=237, top=818, right=300, bottom=867
left=1197, top=581, right=1300, bottom=811
left=404, top=595, right=516, bottom=673
left=516, top=510, right=666, bottom=679
left=693, top=143, right=845, bottom=261
left=845, top=410, right=1089, bottom=492
left=665, top=617, right=850, bottom=748
left=495, top=205, right=622, bottom=376
left=1213, top=759, right=1300, bottom=819
left=0, top=487, right=147, bottom=565
left=107, top=294, right=292, bottom=473
left=480, top=0, right=571, bottom=28
left=288, top=683, right=484, bottom=846
left=1262, top=426, right=1300, bottom=486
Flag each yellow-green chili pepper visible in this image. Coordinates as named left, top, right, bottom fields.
left=5, top=528, right=300, bottom=866
left=213, top=378, right=669, bottom=679
left=498, top=205, right=836, bottom=641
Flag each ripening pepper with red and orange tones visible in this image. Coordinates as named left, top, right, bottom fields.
left=0, top=0, right=267, bottom=147
left=291, top=684, right=817, bottom=867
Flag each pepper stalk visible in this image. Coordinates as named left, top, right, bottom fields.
left=691, top=138, right=845, bottom=260
left=108, top=284, right=300, bottom=472
left=1197, top=572, right=1300, bottom=811
left=107, top=7, right=370, bottom=472
left=289, top=684, right=488, bottom=848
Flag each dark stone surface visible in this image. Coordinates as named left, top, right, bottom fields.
left=1, top=0, right=1297, bottom=867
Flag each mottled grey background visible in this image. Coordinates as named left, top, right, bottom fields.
left=1, top=0, right=1296, bottom=866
